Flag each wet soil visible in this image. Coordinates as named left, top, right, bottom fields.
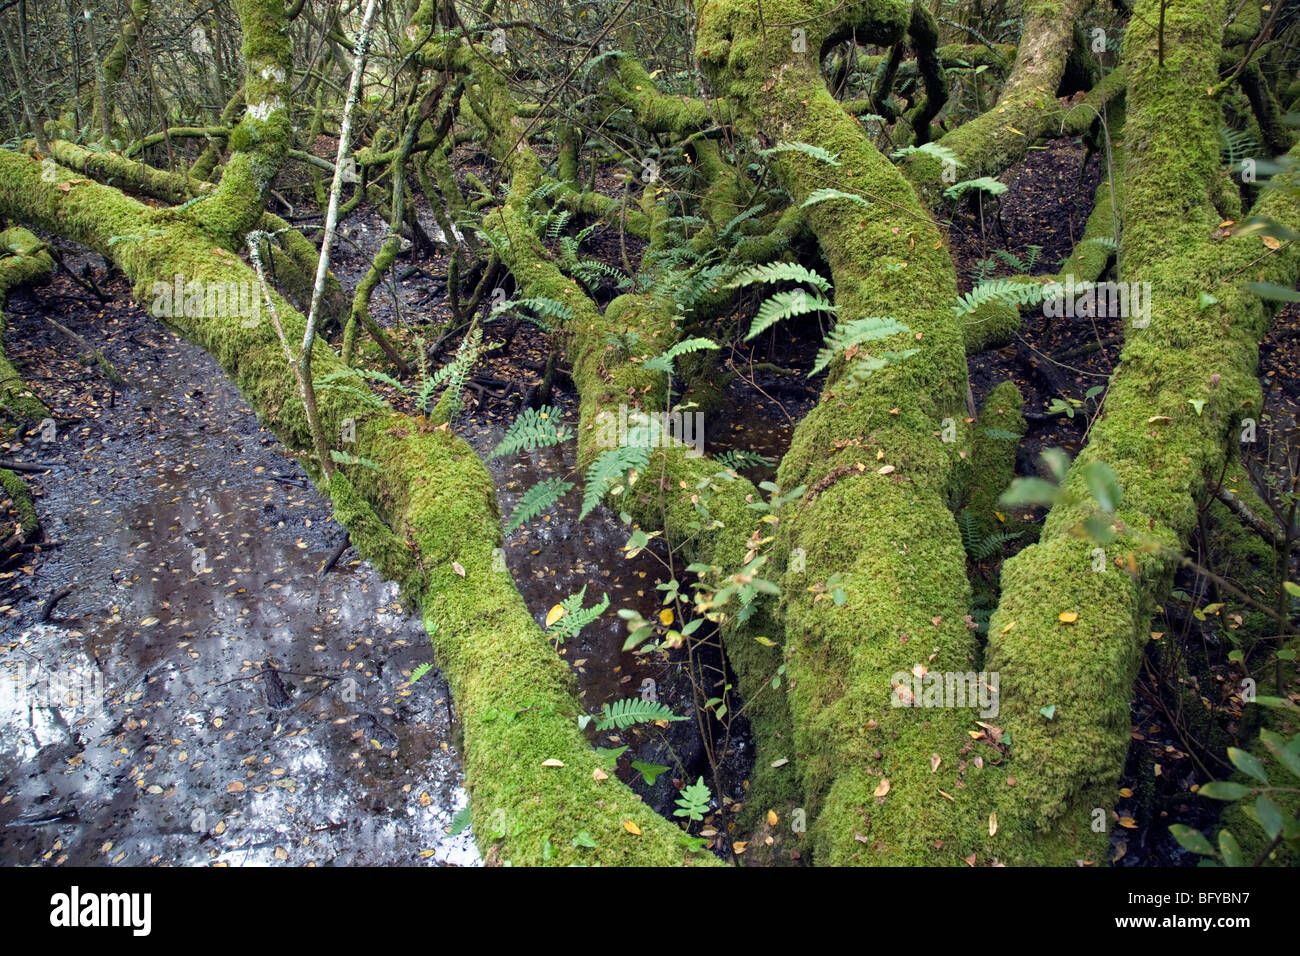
left=0, top=249, right=476, bottom=866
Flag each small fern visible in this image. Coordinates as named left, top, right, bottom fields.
left=952, top=278, right=1050, bottom=316
left=505, top=476, right=574, bottom=533
left=992, top=245, right=1043, bottom=273
left=758, top=141, right=841, bottom=166
left=315, top=369, right=390, bottom=409
left=944, top=176, right=1008, bottom=200
left=490, top=405, right=572, bottom=458
left=580, top=443, right=650, bottom=518
left=747, top=290, right=835, bottom=340
left=803, top=187, right=871, bottom=209
left=890, top=142, right=963, bottom=168
left=641, top=336, right=720, bottom=374
left=544, top=586, right=610, bottom=644
left=958, top=508, right=1024, bottom=561
left=728, top=262, right=832, bottom=294
left=716, top=449, right=775, bottom=471
left=594, top=697, right=686, bottom=730
left=809, top=316, right=910, bottom=377
left=435, top=325, right=482, bottom=421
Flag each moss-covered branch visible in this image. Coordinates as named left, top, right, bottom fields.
left=984, top=0, right=1300, bottom=864
left=0, top=227, right=53, bottom=428
left=0, top=143, right=714, bottom=867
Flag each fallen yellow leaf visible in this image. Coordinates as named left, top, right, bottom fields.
left=659, top=608, right=674, bottom=626
left=622, top=819, right=642, bottom=835
left=989, top=812, right=998, bottom=836
left=766, top=809, right=778, bottom=826
left=873, top=777, right=891, bottom=797
left=1058, top=611, right=1079, bottom=624
left=545, top=604, right=566, bottom=628
left=541, top=758, right=565, bottom=767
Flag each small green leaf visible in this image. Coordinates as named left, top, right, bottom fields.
left=630, top=760, right=671, bottom=785
left=1039, top=704, right=1056, bottom=720
left=1198, top=781, right=1253, bottom=800
left=448, top=806, right=472, bottom=835
left=1227, top=747, right=1269, bottom=784
left=1189, top=398, right=1206, bottom=416
left=1254, top=794, right=1284, bottom=840
left=572, top=831, right=597, bottom=848
left=1169, top=823, right=1215, bottom=856
left=1218, top=829, right=1245, bottom=867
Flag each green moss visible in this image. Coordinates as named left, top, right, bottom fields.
left=982, top=3, right=1300, bottom=861
left=964, top=381, right=1025, bottom=525
left=0, top=145, right=714, bottom=867
left=0, top=467, right=38, bottom=538
left=0, top=227, right=54, bottom=427
left=695, top=0, right=1008, bottom=865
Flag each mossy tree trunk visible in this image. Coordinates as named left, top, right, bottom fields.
left=985, top=0, right=1300, bottom=863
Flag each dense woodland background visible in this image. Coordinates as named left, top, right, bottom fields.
left=0, top=0, right=1299, bottom=868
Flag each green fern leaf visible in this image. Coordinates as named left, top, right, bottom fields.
left=803, top=187, right=870, bottom=209
left=729, top=261, right=831, bottom=293
left=580, top=444, right=650, bottom=518
left=490, top=405, right=572, bottom=457
left=747, top=291, right=835, bottom=340
left=505, top=477, right=574, bottom=533
left=759, top=141, right=841, bottom=166
left=544, top=586, right=610, bottom=644
left=810, top=316, right=909, bottom=376
left=594, top=697, right=686, bottom=730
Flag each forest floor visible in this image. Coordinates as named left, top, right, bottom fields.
left=2, top=135, right=1298, bottom=865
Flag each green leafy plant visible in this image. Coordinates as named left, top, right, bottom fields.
left=543, top=586, right=610, bottom=645
left=593, top=697, right=687, bottom=730
left=673, top=776, right=713, bottom=821
left=490, top=405, right=572, bottom=457
left=1170, top=700, right=1300, bottom=866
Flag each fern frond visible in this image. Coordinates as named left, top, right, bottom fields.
left=728, top=261, right=832, bottom=294
left=504, top=476, right=574, bottom=533
left=490, top=405, right=572, bottom=458
left=580, top=443, right=650, bottom=518
left=992, top=249, right=1028, bottom=273
left=747, top=290, right=835, bottom=340
left=360, top=368, right=408, bottom=394
left=315, top=369, right=390, bottom=410
left=944, top=176, right=1008, bottom=200
left=803, top=187, right=870, bottom=209
left=810, top=316, right=909, bottom=377
left=594, top=697, right=686, bottom=730
left=759, top=141, right=841, bottom=166
left=716, top=449, right=775, bottom=470
left=969, top=530, right=1024, bottom=562
left=957, top=508, right=981, bottom=556
left=1077, top=236, right=1118, bottom=253
left=641, top=336, right=721, bottom=374
left=952, top=278, right=1049, bottom=316
left=890, top=142, right=963, bottom=167
left=544, top=586, right=610, bottom=644
left=718, top=204, right=767, bottom=239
